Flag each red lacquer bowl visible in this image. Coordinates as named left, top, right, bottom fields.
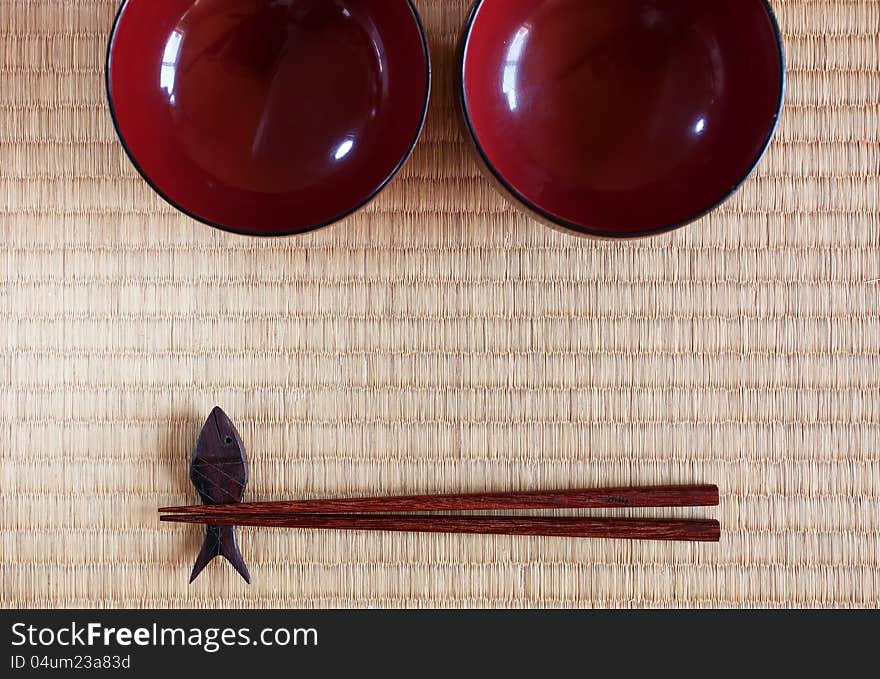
left=107, top=0, right=430, bottom=236
left=460, top=0, right=785, bottom=238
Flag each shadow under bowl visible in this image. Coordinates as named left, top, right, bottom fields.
left=460, top=0, right=785, bottom=238
left=107, top=0, right=430, bottom=236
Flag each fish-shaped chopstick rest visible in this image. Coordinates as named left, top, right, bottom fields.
left=188, top=407, right=251, bottom=584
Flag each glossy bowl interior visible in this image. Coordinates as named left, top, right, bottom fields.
left=461, top=0, right=785, bottom=238
left=108, top=0, right=430, bottom=236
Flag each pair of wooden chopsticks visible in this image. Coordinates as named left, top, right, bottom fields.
left=160, top=485, right=721, bottom=542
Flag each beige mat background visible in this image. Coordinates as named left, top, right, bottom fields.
left=2, top=0, right=879, bottom=608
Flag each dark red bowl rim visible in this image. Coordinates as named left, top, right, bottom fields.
left=458, top=0, right=787, bottom=239
left=105, top=0, right=432, bottom=238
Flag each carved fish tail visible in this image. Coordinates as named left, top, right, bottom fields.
left=189, top=524, right=251, bottom=584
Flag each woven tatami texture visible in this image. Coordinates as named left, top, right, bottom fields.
left=1, top=0, right=878, bottom=607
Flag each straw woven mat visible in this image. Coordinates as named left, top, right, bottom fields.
left=1, top=0, right=879, bottom=609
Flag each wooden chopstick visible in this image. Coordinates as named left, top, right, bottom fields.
left=159, top=484, right=719, bottom=515
left=160, top=513, right=721, bottom=542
